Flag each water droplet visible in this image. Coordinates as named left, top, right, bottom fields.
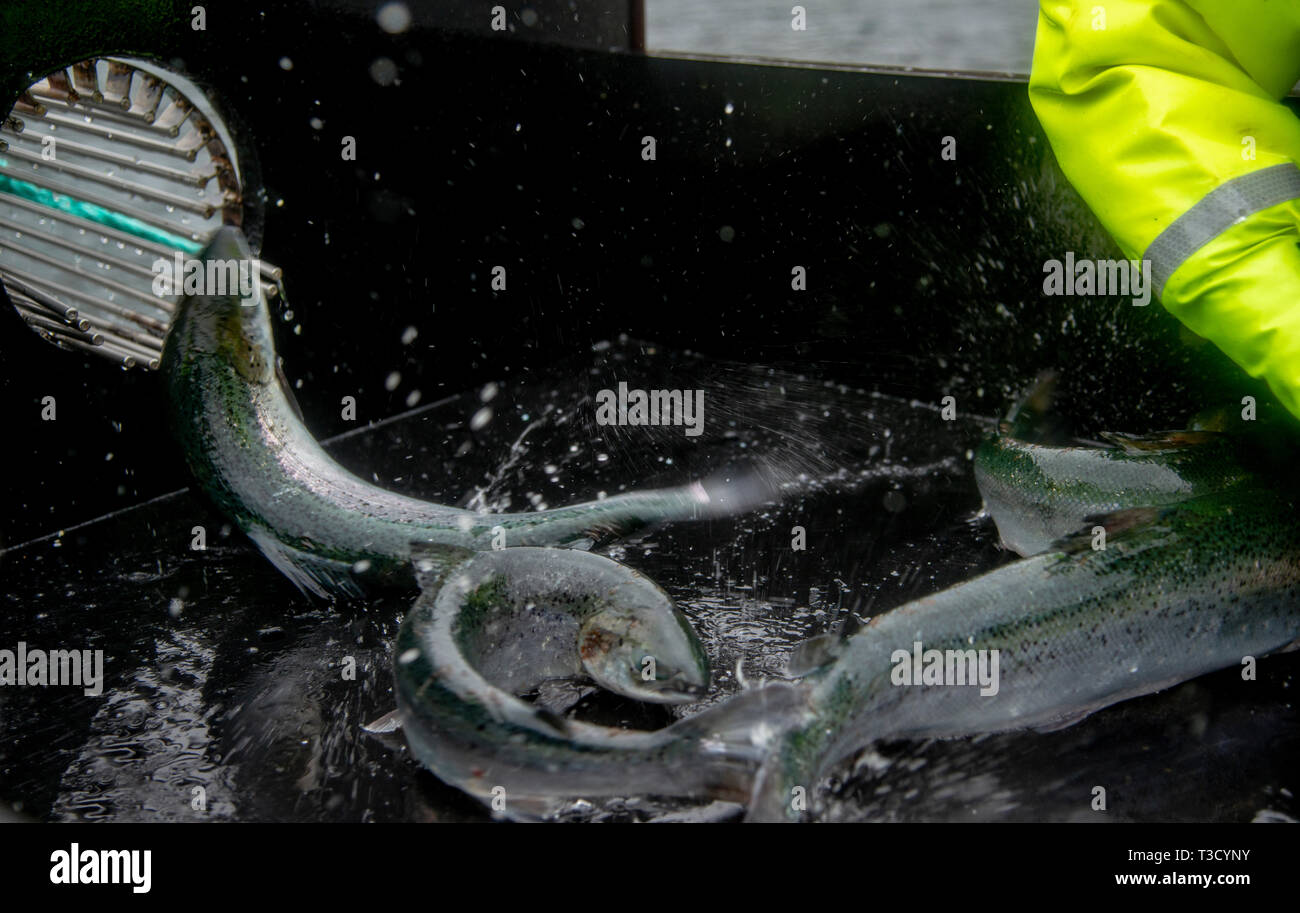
left=369, top=57, right=399, bottom=86
left=376, top=2, right=412, bottom=34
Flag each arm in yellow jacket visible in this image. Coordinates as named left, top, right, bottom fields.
left=1028, top=0, right=1300, bottom=419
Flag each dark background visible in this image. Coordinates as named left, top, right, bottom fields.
left=0, top=0, right=1278, bottom=548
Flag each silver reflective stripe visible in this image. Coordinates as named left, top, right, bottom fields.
left=1145, top=162, right=1300, bottom=296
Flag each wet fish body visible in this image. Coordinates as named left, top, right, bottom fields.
left=748, top=487, right=1300, bottom=821
left=160, top=228, right=758, bottom=597
left=393, top=547, right=766, bottom=818
left=974, top=431, right=1252, bottom=556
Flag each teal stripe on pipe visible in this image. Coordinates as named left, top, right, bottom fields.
left=0, top=163, right=203, bottom=254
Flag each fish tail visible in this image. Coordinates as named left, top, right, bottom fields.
left=662, top=681, right=813, bottom=808
left=530, top=462, right=777, bottom=547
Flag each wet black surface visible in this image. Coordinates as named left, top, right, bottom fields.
left=2, top=341, right=1297, bottom=822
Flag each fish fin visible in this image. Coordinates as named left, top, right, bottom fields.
left=361, top=709, right=403, bottom=734
left=532, top=679, right=598, bottom=716
left=786, top=634, right=842, bottom=676
left=838, top=612, right=863, bottom=638
left=1188, top=405, right=1232, bottom=432
left=275, top=357, right=306, bottom=422
left=786, top=614, right=863, bottom=676
left=1001, top=371, right=1072, bottom=442
left=1097, top=430, right=1222, bottom=453
left=1032, top=707, right=1097, bottom=733
left=246, top=527, right=362, bottom=599
left=1052, top=506, right=1165, bottom=554
left=409, top=542, right=476, bottom=591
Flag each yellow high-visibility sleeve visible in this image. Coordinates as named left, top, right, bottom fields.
left=1029, top=0, right=1300, bottom=419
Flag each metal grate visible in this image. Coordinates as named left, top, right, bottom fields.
left=0, top=57, right=280, bottom=369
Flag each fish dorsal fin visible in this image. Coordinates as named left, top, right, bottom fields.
left=361, top=709, right=403, bottom=734
left=1188, top=405, right=1232, bottom=432
left=1000, top=371, right=1073, bottom=443
left=1098, top=430, right=1221, bottom=453
left=786, top=614, right=862, bottom=676
left=786, top=634, right=842, bottom=676
left=1050, top=506, right=1165, bottom=554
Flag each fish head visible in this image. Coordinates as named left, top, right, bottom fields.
left=578, top=604, right=710, bottom=704
left=170, top=225, right=276, bottom=385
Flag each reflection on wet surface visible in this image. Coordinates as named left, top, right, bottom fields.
left=2, top=340, right=1297, bottom=822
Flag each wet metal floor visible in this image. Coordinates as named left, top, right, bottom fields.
left=3, top=341, right=1297, bottom=822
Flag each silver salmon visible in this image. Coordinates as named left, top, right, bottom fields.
left=393, top=546, right=789, bottom=819
left=743, top=486, right=1300, bottom=821
left=160, top=227, right=766, bottom=598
